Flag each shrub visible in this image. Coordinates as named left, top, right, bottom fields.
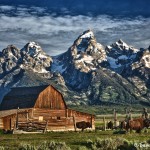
left=77, top=146, right=88, bottom=150
left=19, top=141, right=71, bottom=150
left=133, top=141, right=150, bottom=150
left=118, top=139, right=136, bottom=150
left=147, top=139, right=150, bottom=144
left=38, top=141, right=71, bottom=150
left=86, top=137, right=136, bottom=150
left=0, top=146, right=5, bottom=150
left=19, top=143, right=36, bottom=150
left=93, top=138, right=116, bottom=149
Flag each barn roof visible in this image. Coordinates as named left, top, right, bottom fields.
left=0, top=108, right=30, bottom=118
left=0, top=85, right=49, bottom=111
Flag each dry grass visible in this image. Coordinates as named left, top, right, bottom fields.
left=0, top=128, right=150, bottom=149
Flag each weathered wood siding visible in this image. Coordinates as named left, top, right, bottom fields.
left=32, top=108, right=72, bottom=131
left=1, top=108, right=95, bottom=131
left=32, top=108, right=95, bottom=131
left=34, top=86, right=66, bottom=109
left=2, top=115, right=16, bottom=130
left=33, top=108, right=66, bottom=118
left=0, top=118, right=3, bottom=129
left=1, top=110, right=31, bottom=130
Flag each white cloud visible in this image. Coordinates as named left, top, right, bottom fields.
left=0, top=5, right=15, bottom=11
left=0, top=5, right=149, bottom=56
left=30, top=6, right=46, bottom=13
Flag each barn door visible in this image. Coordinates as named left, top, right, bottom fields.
left=3, top=118, right=11, bottom=130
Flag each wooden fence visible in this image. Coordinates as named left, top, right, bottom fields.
left=15, top=120, right=48, bottom=133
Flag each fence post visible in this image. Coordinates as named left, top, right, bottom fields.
left=129, top=108, right=132, bottom=120
left=114, top=109, right=117, bottom=127
left=16, top=107, right=19, bottom=129
left=103, top=116, right=106, bottom=131
left=73, top=115, right=77, bottom=131
left=44, top=121, right=48, bottom=133
left=91, top=115, right=93, bottom=129
left=27, top=110, right=29, bottom=121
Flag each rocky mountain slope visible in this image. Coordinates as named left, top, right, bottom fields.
left=0, top=30, right=149, bottom=106
left=51, top=30, right=107, bottom=90
left=105, top=39, right=139, bottom=74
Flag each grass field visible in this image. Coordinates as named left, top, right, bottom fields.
left=0, top=111, right=149, bottom=150
left=0, top=117, right=150, bottom=150
left=0, top=130, right=150, bottom=150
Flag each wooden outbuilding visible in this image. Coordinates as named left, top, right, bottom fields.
left=0, top=85, right=95, bottom=132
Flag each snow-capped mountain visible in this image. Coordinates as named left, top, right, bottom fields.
left=0, top=30, right=149, bottom=106
left=105, top=40, right=149, bottom=100
left=0, top=42, right=82, bottom=104
left=0, top=42, right=53, bottom=75
left=132, top=46, right=150, bottom=70
left=51, top=30, right=107, bottom=90
left=52, top=30, right=106, bottom=74
left=20, top=42, right=53, bottom=73
left=127, top=46, right=150, bottom=96
left=106, top=39, right=139, bottom=73
left=51, top=30, right=149, bottom=105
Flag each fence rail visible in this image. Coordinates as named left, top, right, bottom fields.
left=17, top=121, right=48, bottom=133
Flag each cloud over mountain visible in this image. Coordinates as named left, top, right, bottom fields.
left=0, top=5, right=150, bottom=56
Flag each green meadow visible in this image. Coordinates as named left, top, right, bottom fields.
left=0, top=125, right=150, bottom=150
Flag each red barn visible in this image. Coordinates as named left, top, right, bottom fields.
left=0, top=85, right=95, bottom=132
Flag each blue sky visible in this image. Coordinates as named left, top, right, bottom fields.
left=0, top=0, right=150, bottom=55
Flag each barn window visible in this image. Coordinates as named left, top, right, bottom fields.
left=57, top=116, right=61, bottom=120
left=39, top=116, right=43, bottom=121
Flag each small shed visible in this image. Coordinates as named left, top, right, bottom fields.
left=0, top=85, right=95, bottom=132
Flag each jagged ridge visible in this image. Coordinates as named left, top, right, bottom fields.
left=0, top=30, right=149, bottom=106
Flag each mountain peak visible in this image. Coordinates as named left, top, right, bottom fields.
left=1, top=45, right=20, bottom=60
left=115, top=39, right=130, bottom=50
left=22, top=41, right=42, bottom=55
left=106, top=39, right=139, bottom=53
left=28, top=41, right=41, bottom=49
left=71, top=30, right=97, bottom=54
left=19, top=42, right=53, bottom=73
left=71, top=30, right=106, bottom=69
left=2, top=45, right=19, bottom=54
left=52, top=30, right=106, bottom=75
left=71, top=30, right=105, bottom=54
left=106, top=39, right=140, bottom=72
left=79, top=29, right=94, bottom=39
left=118, top=39, right=124, bottom=44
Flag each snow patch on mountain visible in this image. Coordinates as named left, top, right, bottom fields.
left=141, top=51, right=150, bottom=68
left=106, top=39, right=139, bottom=72
left=33, top=68, right=49, bottom=73
left=22, top=42, right=42, bottom=57
left=80, top=31, right=94, bottom=39
left=51, top=59, right=67, bottom=74
left=37, top=53, right=48, bottom=59
left=20, top=42, right=52, bottom=73
left=0, top=42, right=53, bottom=76
left=52, top=30, right=107, bottom=74
left=82, top=55, right=94, bottom=63
left=69, top=30, right=106, bottom=72
left=107, top=57, right=121, bottom=68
